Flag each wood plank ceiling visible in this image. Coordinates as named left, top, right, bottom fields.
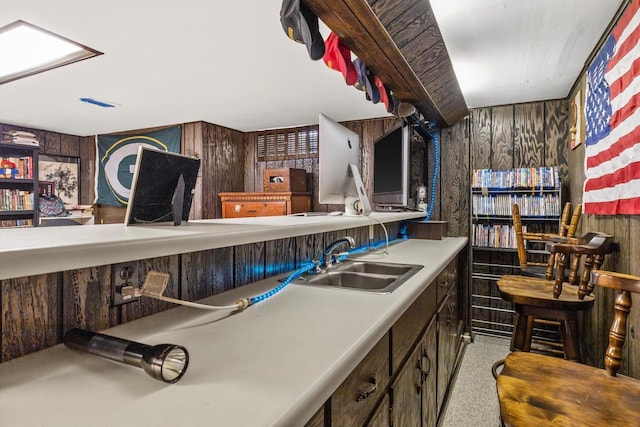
left=304, top=0, right=468, bottom=127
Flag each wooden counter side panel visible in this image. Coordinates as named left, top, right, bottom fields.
left=62, top=266, right=113, bottom=332
left=266, top=238, right=297, bottom=277
left=295, top=232, right=325, bottom=268
left=1, top=273, right=60, bottom=362
left=182, top=248, right=233, bottom=302
left=235, top=241, right=266, bottom=287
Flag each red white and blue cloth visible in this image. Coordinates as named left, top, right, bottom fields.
left=584, top=0, right=640, bottom=214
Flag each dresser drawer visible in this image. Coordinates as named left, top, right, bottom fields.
left=436, top=257, right=458, bottom=306
left=331, top=332, right=390, bottom=427
left=391, top=282, right=437, bottom=374
left=223, top=201, right=286, bottom=218
left=219, top=192, right=311, bottom=218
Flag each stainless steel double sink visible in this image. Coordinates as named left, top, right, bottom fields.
left=288, top=260, right=423, bottom=294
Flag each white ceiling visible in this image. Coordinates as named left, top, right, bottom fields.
left=0, top=0, right=625, bottom=137
left=430, top=0, right=624, bottom=109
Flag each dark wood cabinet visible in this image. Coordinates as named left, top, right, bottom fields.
left=312, top=253, right=462, bottom=427
left=391, top=281, right=437, bottom=374
left=421, top=319, right=438, bottom=427
left=437, top=259, right=462, bottom=415
left=392, top=316, right=438, bottom=427
left=330, top=332, right=390, bottom=427
left=367, top=394, right=390, bottom=427
left=392, top=329, right=424, bottom=427
left=219, top=192, right=311, bottom=218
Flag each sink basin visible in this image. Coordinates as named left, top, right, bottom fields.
left=289, top=260, right=423, bottom=293
left=305, top=271, right=396, bottom=290
left=337, top=261, right=415, bottom=276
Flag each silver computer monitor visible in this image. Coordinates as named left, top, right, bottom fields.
left=318, top=113, right=371, bottom=215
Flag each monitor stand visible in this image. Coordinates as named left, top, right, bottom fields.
left=346, top=163, right=371, bottom=216
left=171, top=174, right=185, bottom=226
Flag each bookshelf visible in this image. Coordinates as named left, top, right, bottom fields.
left=0, top=141, right=39, bottom=228
left=470, top=166, right=561, bottom=338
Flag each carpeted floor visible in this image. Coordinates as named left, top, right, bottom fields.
left=441, top=334, right=511, bottom=427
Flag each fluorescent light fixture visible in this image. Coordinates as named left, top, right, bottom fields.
left=0, top=20, right=102, bottom=85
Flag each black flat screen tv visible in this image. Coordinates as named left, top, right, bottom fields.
left=372, top=123, right=410, bottom=208
left=124, top=147, right=200, bottom=226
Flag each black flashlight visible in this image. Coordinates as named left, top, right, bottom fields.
left=63, top=328, right=189, bottom=383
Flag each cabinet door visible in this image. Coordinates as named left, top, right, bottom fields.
left=421, top=318, right=438, bottom=427
left=391, top=282, right=436, bottom=374
left=366, top=393, right=390, bottom=427
left=391, top=340, right=422, bottom=427
left=447, top=275, right=462, bottom=373
left=331, top=332, right=390, bottom=427
left=437, top=293, right=451, bottom=412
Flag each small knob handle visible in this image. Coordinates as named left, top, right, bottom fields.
left=355, top=375, right=378, bottom=402
left=420, top=350, right=432, bottom=377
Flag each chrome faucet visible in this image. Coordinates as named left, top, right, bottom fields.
left=322, top=236, right=356, bottom=270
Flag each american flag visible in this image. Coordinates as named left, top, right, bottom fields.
left=584, top=0, right=640, bottom=215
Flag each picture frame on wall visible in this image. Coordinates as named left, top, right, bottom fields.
left=38, top=155, right=79, bottom=207
left=38, top=180, right=55, bottom=197
left=570, top=89, right=584, bottom=150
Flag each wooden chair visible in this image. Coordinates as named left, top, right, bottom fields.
left=513, top=202, right=582, bottom=278
left=497, top=270, right=640, bottom=426
left=497, top=232, right=613, bottom=362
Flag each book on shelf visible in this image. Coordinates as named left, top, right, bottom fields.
left=0, top=189, right=33, bottom=211
left=0, top=218, right=33, bottom=228
left=472, top=193, right=560, bottom=217
left=472, top=223, right=526, bottom=249
left=1, top=156, right=34, bottom=179
left=472, top=166, right=559, bottom=189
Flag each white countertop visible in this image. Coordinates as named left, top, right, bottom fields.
left=0, top=237, right=467, bottom=427
left=0, top=211, right=423, bottom=280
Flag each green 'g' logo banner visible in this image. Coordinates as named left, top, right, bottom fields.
left=95, top=126, right=181, bottom=206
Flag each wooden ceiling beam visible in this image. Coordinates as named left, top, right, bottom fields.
left=304, top=0, right=468, bottom=127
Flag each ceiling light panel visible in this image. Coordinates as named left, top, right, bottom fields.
left=0, top=20, right=101, bottom=85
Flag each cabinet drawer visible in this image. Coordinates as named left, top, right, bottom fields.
left=436, top=258, right=457, bottom=306
left=223, top=201, right=286, bottom=218
left=391, top=282, right=437, bottom=374
left=331, top=332, right=390, bottom=427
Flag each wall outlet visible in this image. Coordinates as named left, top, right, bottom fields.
left=111, top=262, right=140, bottom=306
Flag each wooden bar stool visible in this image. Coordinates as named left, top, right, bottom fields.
left=497, top=232, right=613, bottom=362
left=512, top=202, right=582, bottom=278
left=497, top=270, right=640, bottom=426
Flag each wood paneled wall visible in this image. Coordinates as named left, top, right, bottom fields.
left=567, top=77, right=640, bottom=375
left=467, top=100, right=571, bottom=339
left=0, top=123, right=84, bottom=200
left=244, top=117, right=412, bottom=212
left=92, top=121, right=246, bottom=223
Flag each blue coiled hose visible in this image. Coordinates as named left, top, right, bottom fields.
left=412, top=120, right=440, bottom=221
left=247, top=235, right=406, bottom=307
left=247, top=262, right=316, bottom=306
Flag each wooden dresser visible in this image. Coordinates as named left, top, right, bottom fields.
left=219, top=192, right=311, bottom=218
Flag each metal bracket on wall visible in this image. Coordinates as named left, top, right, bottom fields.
left=111, top=262, right=140, bottom=306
